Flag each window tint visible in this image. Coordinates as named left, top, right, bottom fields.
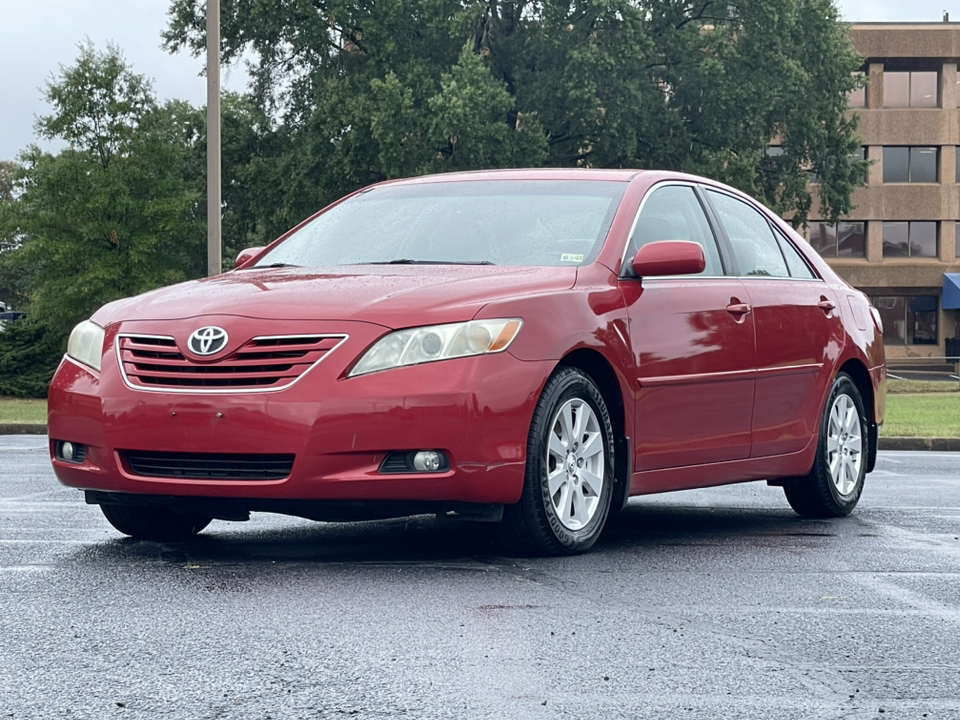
left=870, top=295, right=938, bottom=345
left=882, top=221, right=938, bottom=258
left=883, top=147, right=938, bottom=183
left=883, top=72, right=910, bottom=106
left=910, top=72, right=938, bottom=107
left=705, top=190, right=789, bottom=277
left=909, top=221, right=938, bottom=257
left=882, top=147, right=909, bottom=182
left=776, top=233, right=816, bottom=279
left=628, top=185, right=724, bottom=275
left=810, top=222, right=866, bottom=258
left=911, top=147, right=938, bottom=182
left=883, top=71, right=938, bottom=108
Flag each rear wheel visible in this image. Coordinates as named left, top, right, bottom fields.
left=784, top=372, right=868, bottom=518
left=99, top=503, right=211, bottom=541
left=498, top=367, right=615, bottom=556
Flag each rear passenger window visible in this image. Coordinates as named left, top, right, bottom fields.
left=776, top=232, right=817, bottom=279
left=705, top=190, right=789, bottom=278
left=627, top=185, right=724, bottom=276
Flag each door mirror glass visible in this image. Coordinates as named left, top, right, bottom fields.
left=631, top=240, right=706, bottom=277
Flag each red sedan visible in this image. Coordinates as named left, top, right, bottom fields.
left=48, top=169, right=885, bottom=555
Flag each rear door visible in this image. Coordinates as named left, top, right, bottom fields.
left=619, top=183, right=757, bottom=472
left=703, top=188, right=844, bottom=458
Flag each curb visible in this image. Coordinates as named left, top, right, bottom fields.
left=2, top=424, right=960, bottom=451
left=878, top=437, right=960, bottom=452
left=0, top=424, right=47, bottom=435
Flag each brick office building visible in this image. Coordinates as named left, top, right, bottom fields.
left=804, top=22, right=960, bottom=359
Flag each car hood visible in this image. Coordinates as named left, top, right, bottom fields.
left=91, top=265, right=578, bottom=328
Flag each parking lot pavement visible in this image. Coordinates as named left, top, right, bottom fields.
left=2, top=437, right=960, bottom=719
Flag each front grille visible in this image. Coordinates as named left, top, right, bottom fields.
left=118, top=334, right=346, bottom=391
left=122, top=450, right=295, bottom=480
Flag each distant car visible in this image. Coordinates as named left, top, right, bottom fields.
left=0, top=307, right=25, bottom=332
left=48, top=169, right=885, bottom=555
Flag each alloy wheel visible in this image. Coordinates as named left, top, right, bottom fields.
left=545, top=398, right=605, bottom=531
left=826, top=393, right=863, bottom=497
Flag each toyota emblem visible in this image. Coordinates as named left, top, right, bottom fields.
left=188, top=326, right=229, bottom=356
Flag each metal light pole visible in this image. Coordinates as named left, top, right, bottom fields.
left=206, top=0, right=222, bottom=276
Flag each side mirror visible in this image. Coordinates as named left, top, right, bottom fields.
left=235, top=246, right=266, bottom=269
left=631, top=240, right=706, bottom=277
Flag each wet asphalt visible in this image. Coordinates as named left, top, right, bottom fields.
left=1, top=436, right=959, bottom=719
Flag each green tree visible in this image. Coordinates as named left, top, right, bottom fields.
left=0, top=161, right=29, bottom=310
left=164, top=0, right=866, bottom=227
left=1, top=43, right=206, bottom=341
left=0, top=161, right=15, bottom=204
left=0, top=43, right=209, bottom=396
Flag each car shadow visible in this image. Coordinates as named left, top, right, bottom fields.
left=67, top=499, right=856, bottom=569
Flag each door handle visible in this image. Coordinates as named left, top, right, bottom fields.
left=818, top=299, right=837, bottom=314
left=726, top=302, right=751, bottom=316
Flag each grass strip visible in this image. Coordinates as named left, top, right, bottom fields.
left=884, top=393, right=960, bottom=438
left=887, top=378, right=959, bottom=394
left=0, top=397, right=47, bottom=424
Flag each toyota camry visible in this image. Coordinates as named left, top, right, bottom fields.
left=48, top=169, right=886, bottom=555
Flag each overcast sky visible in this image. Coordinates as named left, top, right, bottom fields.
left=0, top=0, right=953, bottom=161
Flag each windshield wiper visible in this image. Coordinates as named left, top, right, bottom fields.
left=361, top=259, right=496, bottom=266
left=253, top=262, right=301, bottom=269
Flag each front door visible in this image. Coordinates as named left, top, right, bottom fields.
left=620, top=184, right=757, bottom=472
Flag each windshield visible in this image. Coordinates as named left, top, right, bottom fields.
left=253, top=179, right=627, bottom=268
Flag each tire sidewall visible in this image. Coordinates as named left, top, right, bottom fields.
left=529, top=369, right=615, bottom=551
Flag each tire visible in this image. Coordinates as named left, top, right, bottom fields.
left=99, top=503, right=211, bottom=541
left=498, top=366, right=615, bottom=556
left=784, top=372, right=868, bottom=518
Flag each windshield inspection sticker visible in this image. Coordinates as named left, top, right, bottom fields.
left=560, top=253, right=584, bottom=263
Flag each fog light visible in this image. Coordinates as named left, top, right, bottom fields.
left=56, top=440, right=86, bottom=463
left=413, top=451, right=443, bottom=472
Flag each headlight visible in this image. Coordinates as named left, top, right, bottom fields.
left=66, top=320, right=105, bottom=372
left=349, top=319, right=523, bottom=377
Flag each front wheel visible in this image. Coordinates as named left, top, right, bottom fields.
left=498, top=367, right=615, bottom=556
left=99, top=503, right=211, bottom=541
left=784, top=372, right=868, bottom=518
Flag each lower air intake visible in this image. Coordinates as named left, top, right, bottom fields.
left=122, top=451, right=294, bottom=480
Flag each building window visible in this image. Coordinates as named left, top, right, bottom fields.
left=870, top=295, right=938, bottom=345
left=810, top=222, right=865, bottom=258
left=882, top=221, right=938, bottom=258
left=808, top=147, right=867, bottom=184
left=883, top=147, right=938, bottom=183
left=883, top=71, right=938, bottom=107
left=848, top=73, right=866, bottom=108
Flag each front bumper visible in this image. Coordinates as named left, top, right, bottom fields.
left=49, top=323, right=552, bottom=506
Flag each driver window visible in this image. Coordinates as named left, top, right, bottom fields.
left=627, top=185, right=724, bottom=276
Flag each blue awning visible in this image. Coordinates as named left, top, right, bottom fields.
left=945, top=274, right=960, bottom=310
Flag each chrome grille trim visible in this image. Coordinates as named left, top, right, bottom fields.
left=115, top=332, right=349, bottom=394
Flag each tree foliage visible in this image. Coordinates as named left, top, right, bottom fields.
left=164, top=0, right=866, bottom=228
left=0, top=320, right=61, bottom=398
left=1, top=43, right=206, bottom=341
left=0, top=44, right=209, bottom=395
